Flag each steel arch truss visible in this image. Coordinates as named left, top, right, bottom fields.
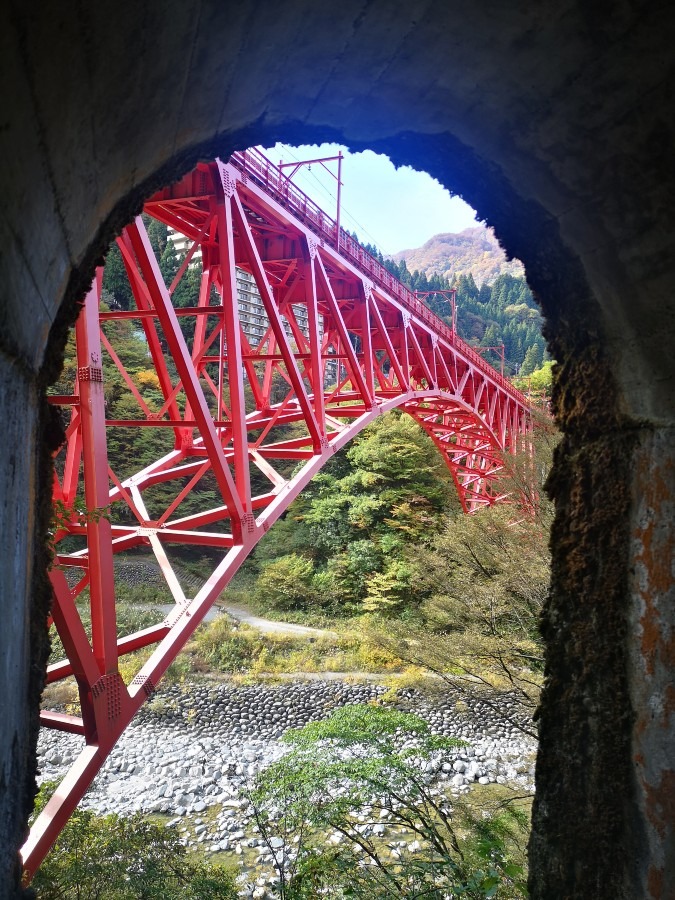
left=24, top=155, right=531, bottom=879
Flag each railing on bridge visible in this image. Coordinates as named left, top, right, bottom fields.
left=229, top=148, right=526, bottom=405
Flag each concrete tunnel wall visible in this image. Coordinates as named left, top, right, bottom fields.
left=0, top=1, right=673, bottom=896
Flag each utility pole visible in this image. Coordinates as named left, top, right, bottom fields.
left=414, top=289, right=458, bottom=333
left=279, top=152, right=344, bottom=250
left=476, top=343, right=506, bottom=378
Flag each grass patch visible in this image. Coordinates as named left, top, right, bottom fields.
left=190, top=616, right=407, bottom=677
left=115, top=582, right=172, bottom=605
left=41, top=677, right=80, bottom=713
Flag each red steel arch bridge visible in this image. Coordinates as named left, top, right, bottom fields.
left=24, top=147, right=532, bottom=878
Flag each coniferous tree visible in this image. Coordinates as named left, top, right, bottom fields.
left=101, top=242, right=134, bottom=310
left=520, top=342, right=543, bottom=375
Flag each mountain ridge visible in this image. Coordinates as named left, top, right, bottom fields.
left=391, top=225, right=525, bottom=287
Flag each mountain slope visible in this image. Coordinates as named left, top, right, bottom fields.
left=392, top=226, right=524, bottom=286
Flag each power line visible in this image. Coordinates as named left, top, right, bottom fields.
left=274, top=144, right=394, bottom=256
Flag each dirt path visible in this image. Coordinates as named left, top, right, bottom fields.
left=218, top=603, right=337, bottom=638
left=116, top=557, right=336, bottom=638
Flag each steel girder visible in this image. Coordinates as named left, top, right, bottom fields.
left=23, top=151, right=532, bottom=881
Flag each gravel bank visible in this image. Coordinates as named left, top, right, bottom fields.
left=38, top=680, right=536, bottom=897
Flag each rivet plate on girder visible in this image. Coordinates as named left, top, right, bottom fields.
left=77, top=365, right=103, bottom=383
left=131, top=674, right=156, bottom=697
left=220, top=167, right=237, bottom=198
left=241, top=512, right=256, bottom=533
left=91, top=673, right=122, bottom=721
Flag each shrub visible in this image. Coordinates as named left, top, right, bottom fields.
left=31, top=785, right=238, bottom=898
left=254, top=554, right=316, bottom=611
left=192, top=616, right=256, bottom=672
left=249, top=705, right=528, bottom=898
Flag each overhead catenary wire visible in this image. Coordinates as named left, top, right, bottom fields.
left=273, top=144, right=523, bottom=377
left=272, top=143, right=395, bottom=257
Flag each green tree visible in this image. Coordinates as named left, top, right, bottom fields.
left=145, top=214, right=169, bottom=259
left=249, top=705, right=528, bottom=899
left=324, top=539, right=383, bottom=606
left=250, top=413, right=457, bottom=615
left=519, top=344, right=542, bottom=376
left=160, top=239, right=180, bottom=286
left=102, top=242, right=134, bottom=310
left=363, top=558, right=414, bottom=615
left=254, top=553, right=317, bottom=610
left=376, top=420, right=558, bottom=735
left=514, top=359, right=554, bottom=399
left=31, top=787, right=238, bottom=899
left=457, top=272, right=479, bottom=303
left=481, top=323, right=502, bottom=348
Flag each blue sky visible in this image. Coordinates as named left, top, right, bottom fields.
left=260, top=142, right=480, bottom=257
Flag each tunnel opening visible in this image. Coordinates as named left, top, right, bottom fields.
left=15, top=107, right=634, bottom=900
left=31, top=130, right=624, bottom=888
left=32, top=140, right=546, bottom=882
left=3, top=6, right=670, bottom=893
